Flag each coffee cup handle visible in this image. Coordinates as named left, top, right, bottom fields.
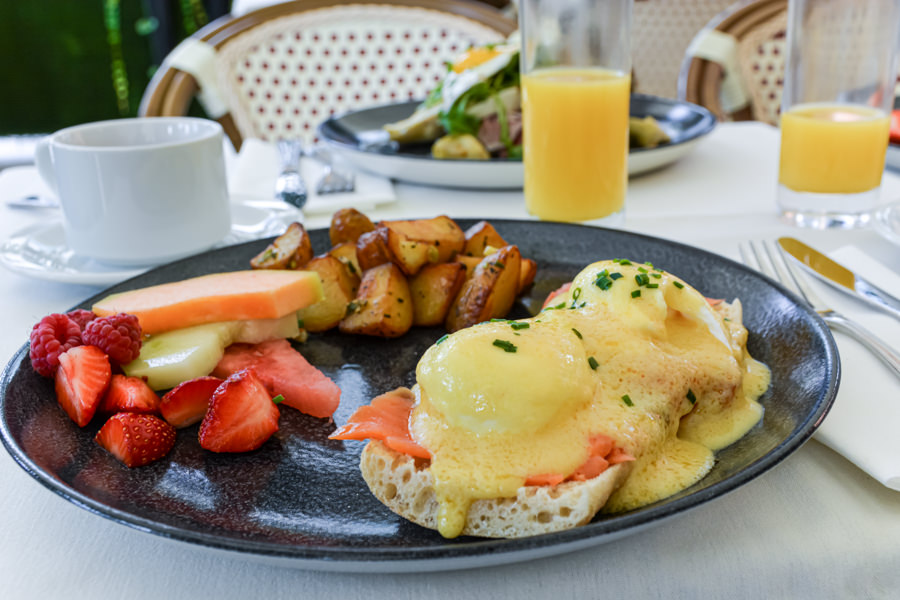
left=33, top=137, right=59, bottom=196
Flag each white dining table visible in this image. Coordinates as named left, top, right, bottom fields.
left=2, top=122, right=900, bottom=599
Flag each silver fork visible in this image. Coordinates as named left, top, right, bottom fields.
left=307, top=146, right=355, bottom=195
left=274, top=139, right=308, bottom=209
left=739, top=240, right=900, bottom=379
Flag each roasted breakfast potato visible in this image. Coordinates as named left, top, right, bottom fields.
left=340, top=263, right=413, bottom=338
left=463, top=220, right=508, bottom=257
left=251, top=211, right=536, bottom=337
left=250, top=222, right=313, bottom=270
left=409, top=262, right=467, bottom=327
left=329, top=207, right=375, bottom=246
left=296, top=255, right=360, bottom=332
left=445, top=245, right=522, bottom=333
left=328, top=241, right=362, bottom=279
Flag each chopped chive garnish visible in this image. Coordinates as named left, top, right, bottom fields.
left=553, top=301, right=566, bottom=309
left=572, top=287, right=582, bottom=300
left=572, top=328, right=583, bottom=339
left=673, top=281, right=685, bottom=289
left=588, top=356, right=599, bottom=370
left=638, top=266, right=648, bottom=273
left=490, top=318, right=509, bottom=322
left=610, top=272, right=624, bottom=280
left=615, top=259, right=632, bottom=265
left=510, top=322, right=530, bottom=330
left=635, top=273, right=650, bottom=286
left=272, top=394, right=285, bottom=404
left=651, top=272, right=662, bottom=279
left=297, top=318, right=305, bottom=329
left=436, top=334, right=449, bottom=345
left=631, top=289, right=641, bottom=298
left=595, top=276, right=613, bottom=290
left=645, top=283, right=659, bottom=289
left=492, top=339, right=518, bottom=353
left=686, top=389, right=697, bottom=404
left=621, top=394, right=634, bottom=407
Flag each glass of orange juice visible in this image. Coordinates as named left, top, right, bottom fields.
left=777, top=0, right=900, bottom=229
left=519, top=0, right=632, bottom=224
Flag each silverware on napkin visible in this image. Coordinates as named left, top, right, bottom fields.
left=740, top=239, right=900, bottom=380
left=274, top=139, right=308, bottom=209
left=778, top=237, right=900, bottom=322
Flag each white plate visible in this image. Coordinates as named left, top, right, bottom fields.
left=873, top=202, right=900, bottom=246
left=318, top=94, right=717, bottom=189
left=0, top=202, right=298, bottom=286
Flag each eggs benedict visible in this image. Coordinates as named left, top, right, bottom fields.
left=331, top=259, right=771, bottom=538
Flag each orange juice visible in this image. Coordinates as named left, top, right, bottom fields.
left=778, top=103, right=890, bottom=194
left=522, top=68, right=631, bottom=222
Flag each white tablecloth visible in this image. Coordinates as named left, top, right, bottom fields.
left=2, top=123, right=900, bottom=599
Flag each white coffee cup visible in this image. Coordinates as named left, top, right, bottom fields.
left=35, top=117, right=231, bottom=266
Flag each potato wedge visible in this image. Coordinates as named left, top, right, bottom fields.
left=463, top=221, right=508, bottom=257
left=380, top=216, right=465, bottom=262
left=445, top=245, right=521, bottom=332
left=456, top=255, right=483, bottom=281
left=330, top=208, right=375, bottom=246
left=385, top=227, right=439, bottom=276
left=328, top=241, right=362, bottom=283
left=518, top=258, right=537, bottom=295
left=295, top=255, right=358, bottom=332
left=250, top=222, right=313, bottom=270
left=409, top=262, right=466, bottom=327
left=340, top=263, right=413, bottom=338
left=356, top=227, right=392, bottom=271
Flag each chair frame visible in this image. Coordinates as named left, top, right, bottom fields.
left=678, top=0, right=787, bottom=122
left=139, top=0, right=517, bottom=149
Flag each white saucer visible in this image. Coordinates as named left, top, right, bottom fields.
left=873, top=202, right=900, bottom=247
left=0, top=202, right=299, bottom=286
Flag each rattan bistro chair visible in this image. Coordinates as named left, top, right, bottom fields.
left=139, top=0, right=516, bottom=150
left=678, top=0, right=788, bottom=125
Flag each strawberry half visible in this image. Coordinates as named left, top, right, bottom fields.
left=54, top=345, right=111, bottom=427
left=100, top=374, right=160, bottom=416
left=95, top=413, right=176, bottom=467
left=199, top=369, right=280, bottom=453
left=160, top=376, right=223, bottom=428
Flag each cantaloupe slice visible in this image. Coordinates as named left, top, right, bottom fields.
left=92, top=270, right=323, bottom=335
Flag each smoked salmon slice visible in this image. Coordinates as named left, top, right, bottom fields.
left=330, top=388, right=431, bottom=459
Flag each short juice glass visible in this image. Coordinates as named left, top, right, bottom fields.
left=777, top=0, right=900, bottom=229
left=519, top=0, right=632, bottom=224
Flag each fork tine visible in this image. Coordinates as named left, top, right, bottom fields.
left=740, top=240, right=808, bottom=304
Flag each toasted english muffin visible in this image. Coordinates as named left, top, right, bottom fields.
left=359, top=440, right=633, bottom=539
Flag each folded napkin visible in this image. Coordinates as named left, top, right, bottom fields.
left=809, top=245, right=900, bottom=491
left=227, top=138, right=395, bottom=216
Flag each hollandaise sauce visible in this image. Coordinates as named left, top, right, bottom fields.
left=410, top=259, right=770, bottom=537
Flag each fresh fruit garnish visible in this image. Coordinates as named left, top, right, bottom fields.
left=29, top=313, right=83, bottom=377
left=160, top=376, right=223, bottom=428
left=199, top=369, right=280, bottom=453
left=65, top=309, right=97, bottom=332
left=99, top=374, right=160, bottom=416
left=54, top=345, right=111, bottom=427
left=95, top=412, right=176, bottom=467
left=82, top=313, right=143, bottom=366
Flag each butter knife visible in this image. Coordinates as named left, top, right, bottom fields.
left=778, top=237, right=900, bottom=321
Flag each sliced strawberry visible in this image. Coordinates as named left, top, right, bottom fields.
left=160, top=376, right=223, bottom=428
left=95, top=412, right=176, bottom=467
left=54, top=345, right=111, bottom=427
left=198, top=369, right=280, bottom=453
left=100, top=374, right=160, bottom=416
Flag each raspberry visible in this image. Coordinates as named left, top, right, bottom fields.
left=66, top=309, right=97, bottom=332
left=82, top=313, right=143, bottom=365
left=30, top=314, right=83, bottom=377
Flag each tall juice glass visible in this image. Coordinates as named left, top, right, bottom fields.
left=777, top=0, right=900, bottom=228
left=519, top=0, right=632, bottom=224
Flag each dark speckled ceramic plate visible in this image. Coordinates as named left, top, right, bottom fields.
left=0, top=220, right=838, bottom=572
left=318, top=94, right=717, bottom=188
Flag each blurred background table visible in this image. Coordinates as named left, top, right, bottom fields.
left=2, top=121, right=900, bottom=598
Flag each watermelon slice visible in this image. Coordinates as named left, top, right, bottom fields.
left=213, top=339, right=340, bottom=418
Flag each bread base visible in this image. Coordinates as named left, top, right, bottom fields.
left=360, top=440, right=632, bottom=538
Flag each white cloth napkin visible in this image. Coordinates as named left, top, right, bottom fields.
left=227, top=138, right=395, bottom=216
left=809, top=245, right=900, bottom=491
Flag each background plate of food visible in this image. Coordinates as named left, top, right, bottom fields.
left=319, top=95, right=716, bottom=189
left=0, top=220, right=836, bottom=572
